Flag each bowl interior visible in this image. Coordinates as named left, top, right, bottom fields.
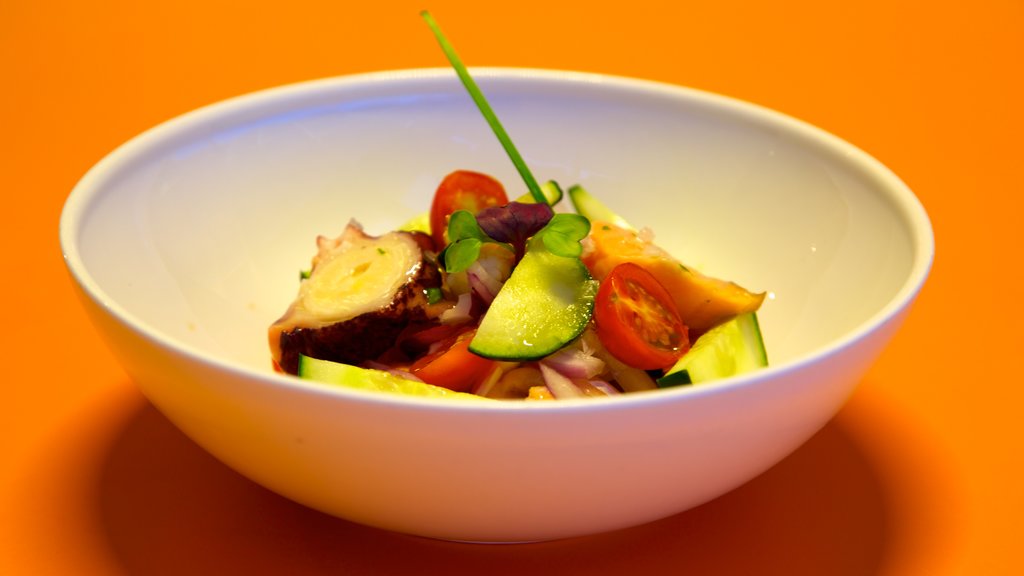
left=63, top=69, right=931, bottom=380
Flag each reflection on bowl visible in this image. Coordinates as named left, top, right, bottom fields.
left=60, top=68, right=932, bottom=542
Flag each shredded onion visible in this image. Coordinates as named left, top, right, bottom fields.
left=589, top=380, right=621, bottom=395
left=440, top=292, right=473, bottom=325
left=581, top=329, right=658, bottom=392
left=468, top=271, right=497, bottom=304
left=539, top=364, right=585, bottom=399
left=467, top=260, right=504, bottom=304
left=543, top=346, right=605, bottom=379
left=475, top=253, right=511, bottom=284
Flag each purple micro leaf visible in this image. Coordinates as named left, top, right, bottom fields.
left=476, top=202, right=554, bottom=245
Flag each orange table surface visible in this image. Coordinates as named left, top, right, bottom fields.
left=3, top=1, right=1021, bottom=574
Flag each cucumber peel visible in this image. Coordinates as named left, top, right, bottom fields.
left=470, top=249, right=598, bottom=361
left=398, top=211, right=431, bottom=233
left=657, top=312, right=768, bottom=387
left=568, top=184, right=633, bottom=230
left=298, top=355, right=488, bottom=400
left=515, top=180, right=564, bottom=206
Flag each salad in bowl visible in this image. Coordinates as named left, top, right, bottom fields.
left=268, top=12, right=768, bottom=401
left=270, top=171, right=768, bottom=400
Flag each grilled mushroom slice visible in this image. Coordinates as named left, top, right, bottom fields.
left=269, top=221, right=442, bottom=375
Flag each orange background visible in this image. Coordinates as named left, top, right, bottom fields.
left=3, top=1, right=1021, bottom=574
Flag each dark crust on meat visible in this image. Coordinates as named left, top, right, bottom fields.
left=277, top=249, right=442, bottom=375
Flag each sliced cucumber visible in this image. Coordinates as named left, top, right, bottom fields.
left=297, top=355, right=487, bottom=400
left=515, top=180, right=563, bottom=206
left=657, top=312, right=768, bottom=387
left=568, top=184, right=633, bottom=229
left=470, top=249, right=598, bottom=361
left=398, top=211, right=431, bottom=233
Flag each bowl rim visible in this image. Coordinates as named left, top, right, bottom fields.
left=59, top=67, right=935, bottom=412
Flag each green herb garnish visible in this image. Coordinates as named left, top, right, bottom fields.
left=442, top=209, right=512, bottom=273
left=425, top=286, right=444, bottom=304
left=420, top=10, right=547, bottom=205
left=532, top=213, right=591, bottom=258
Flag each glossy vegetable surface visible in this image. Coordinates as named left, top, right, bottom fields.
left=584, top=223, right=765, bottom=335
left=410, top=330, right=498, bottom=392
left=429, top=169, right=508, bottom=248
left=594, top=262, right=689, bottom=370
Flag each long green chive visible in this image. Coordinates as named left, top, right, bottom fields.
left=420, top=10, right=547, bottom=205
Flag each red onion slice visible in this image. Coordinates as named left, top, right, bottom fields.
left=588, top=380, right=621, bottom=396
left=539, top=363, right=585, bottom=399
left=440, top=292, right=473, bottom=325
left=542, top=347, right=605, bottom=379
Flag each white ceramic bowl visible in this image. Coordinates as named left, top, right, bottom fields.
left=60, top=69, right=933, bottom=542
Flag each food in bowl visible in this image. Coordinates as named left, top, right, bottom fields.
left=268, top=13, right=770, bottom=400
left=270, top=14, right=770, bottom=399
left=269, top=170, right=768, bottom=399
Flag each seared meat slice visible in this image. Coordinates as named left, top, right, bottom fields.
left=269, top=221, right=442, bottom=375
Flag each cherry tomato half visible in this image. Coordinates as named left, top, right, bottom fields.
left=593, top=262, right=690, bottom=370
left=410, top=331, right=496, bottom=393
left=429, top=170, right=508, bottom=248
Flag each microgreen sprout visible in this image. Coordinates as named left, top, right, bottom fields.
left=442, top=210, right=512, bottom=273
left=532, top=213, right=591, bottom=258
